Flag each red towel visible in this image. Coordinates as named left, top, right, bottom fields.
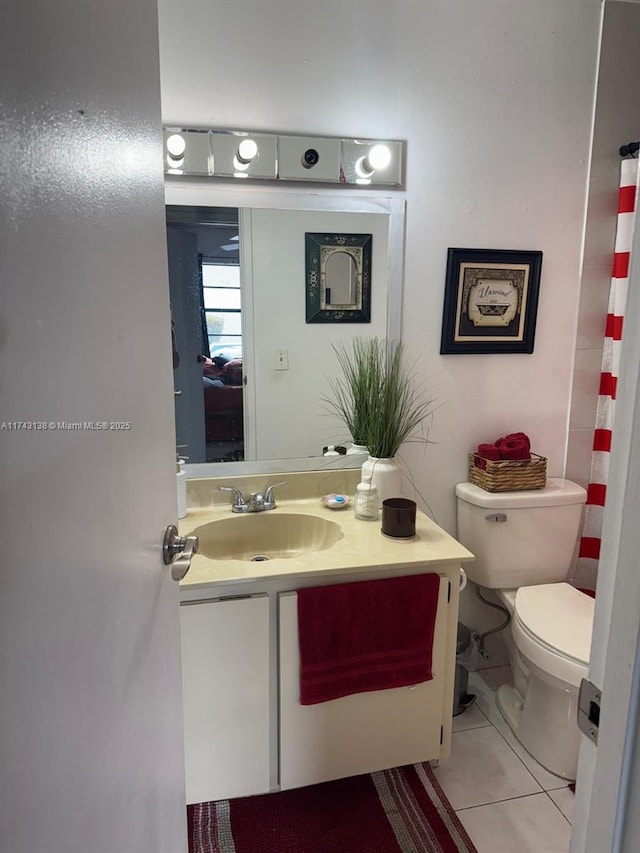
left=495, top=432, right=531, bottom=451
left=508, top=432, right=531, bottom=449
left=297, top=574, right=440, bottom=705
left=477, top=443, right=501, bottom=461
left=498, top=437, right=531, bottom=460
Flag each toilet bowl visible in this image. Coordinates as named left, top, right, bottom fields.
left=495, top=584, right=593, bottom=780
left=455, top=479, right=591, bottom=781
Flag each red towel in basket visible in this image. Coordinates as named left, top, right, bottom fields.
left=509, top=432, right=531, bottom=449
left=297, top=574, right=440, bottom=705
left=477, top=443, right=501, bottom=461
left=495, top=432, right=531, bottom=452
left=498, top=437, right=531, bottom=460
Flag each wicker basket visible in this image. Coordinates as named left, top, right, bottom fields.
left=468, top=452, right=547, bottom=492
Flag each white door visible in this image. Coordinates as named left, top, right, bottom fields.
left=571, top=181, right=640, bottom=852
left=0, top=3, right=187, bottom=853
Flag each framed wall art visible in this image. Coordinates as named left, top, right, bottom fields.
left=305, top=232, right=372, bottom=323
left=439, top=247, right=542, bottom=354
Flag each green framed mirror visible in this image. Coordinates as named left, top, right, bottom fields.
left=305, top=232, right=372, bottom=323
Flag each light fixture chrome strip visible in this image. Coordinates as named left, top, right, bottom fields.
left=162, top=128, right=404, bottom=187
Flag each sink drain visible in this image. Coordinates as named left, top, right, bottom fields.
left=250, top=554, right=270, bottom=562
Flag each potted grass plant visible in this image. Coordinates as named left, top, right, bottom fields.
left=323, top=337, right=433, bottom=502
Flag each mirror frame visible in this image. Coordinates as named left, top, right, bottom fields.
left=164, top=178, right=406, bottom=477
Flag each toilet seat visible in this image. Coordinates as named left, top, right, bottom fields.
left=511, top=583, right=594, bottom=687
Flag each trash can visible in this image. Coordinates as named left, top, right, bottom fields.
left=453, top=623, right=476, bottom=716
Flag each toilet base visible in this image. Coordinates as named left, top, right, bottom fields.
left=496, top=674, right=580, bottom=781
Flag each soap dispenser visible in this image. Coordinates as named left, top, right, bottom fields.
left=323, top=445, right=340, bottom=457
left=354, top=474, right=379, bottom=520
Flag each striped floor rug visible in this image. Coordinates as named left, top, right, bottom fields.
left=187, top=762, right=477, bottom=853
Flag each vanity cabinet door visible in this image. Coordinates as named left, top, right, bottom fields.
left=278, top=577, right=450, bottom=791
left=180, top=595, right=270, bottom=804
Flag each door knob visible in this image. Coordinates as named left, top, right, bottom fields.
left=163, top=524, right=199, bottom=581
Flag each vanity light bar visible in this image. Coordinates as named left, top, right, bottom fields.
left=162, top=128, right=404, bottom=187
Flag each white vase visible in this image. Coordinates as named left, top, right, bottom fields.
left=346, top=443, right=369, bottom=456
left=361, top=456, right=402, bottom=506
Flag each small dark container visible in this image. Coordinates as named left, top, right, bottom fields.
left=381, top=498, right=417, bottom=538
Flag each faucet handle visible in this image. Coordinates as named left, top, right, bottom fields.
left=264, top=481, right=286, bottom=506
left=219, top=486, right=248, bottom=512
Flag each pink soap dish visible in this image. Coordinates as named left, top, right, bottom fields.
left=320, top=494, right=350, bottom=509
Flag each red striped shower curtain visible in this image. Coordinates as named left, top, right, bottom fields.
left=578, top=157, right=640, bottom=576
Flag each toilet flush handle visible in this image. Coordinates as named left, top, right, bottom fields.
left=485, top=512, right=507, bottom=523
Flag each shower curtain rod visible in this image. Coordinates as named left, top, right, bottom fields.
left=619, top=141, right=639, bottom=157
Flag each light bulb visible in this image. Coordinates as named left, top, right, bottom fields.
left=355, top=156, right=374, bottom=180
left=237, top=138, right=258, bottom=163
left=367, top=144, right=391, bottom=171
left=166, top=134, right=186, bottom=159
left=355, top=144, right=392, bottom=180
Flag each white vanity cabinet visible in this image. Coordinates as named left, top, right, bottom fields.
left=278, top=577, right=451, bottom=790
left=178, top=488, right=475, bottom=802
left=179, top=567, right=461, bottom=801
left=179, top=594, right=270, bottom=804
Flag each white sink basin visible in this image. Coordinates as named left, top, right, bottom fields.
left=193, top=512, right=344, bottom=561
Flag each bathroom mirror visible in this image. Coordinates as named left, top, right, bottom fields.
left=164, top=181, right=405, bottom=476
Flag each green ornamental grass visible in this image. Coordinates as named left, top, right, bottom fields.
left=323, top=337, right=433, bottom=459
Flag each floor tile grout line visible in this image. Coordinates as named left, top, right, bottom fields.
left=488, top=714, right=564, bottom=790
left=469, top=692, right=504, bottom=726
left=450, top=726, right=544, bottom=795
left=454, top=678, right=571, bottom=790
left=544, top=789, right=573, bottom=827
left=451, top=721, right=492, bottom=733
left=454, top=790, right=560, bottom=814
left=452, top=669, right=572, bottom=848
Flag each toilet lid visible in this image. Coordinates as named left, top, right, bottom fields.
left=514, top=583, right=594, bottom=664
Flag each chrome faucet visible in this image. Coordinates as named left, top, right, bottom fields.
left=219, top=481, right=285, bottom=513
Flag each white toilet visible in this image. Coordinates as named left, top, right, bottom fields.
left=455, top=478, right=593, bottom=781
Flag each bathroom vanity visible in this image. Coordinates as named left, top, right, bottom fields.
left=178, top=472, right=473, bottom=805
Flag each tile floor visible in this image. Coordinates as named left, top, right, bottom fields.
left=435, top=667, right=574, bottom=853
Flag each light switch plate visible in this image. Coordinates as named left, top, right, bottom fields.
left=274, top=348, right=289, bottom=370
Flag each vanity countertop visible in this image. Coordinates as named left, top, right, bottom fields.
left=178, top=497, right=474, bottom=591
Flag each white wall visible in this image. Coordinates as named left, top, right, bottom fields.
left=158, top=0, right=602, bottom=534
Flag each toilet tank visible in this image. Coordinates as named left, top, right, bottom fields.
left=455, top=479, right=587, bottom=589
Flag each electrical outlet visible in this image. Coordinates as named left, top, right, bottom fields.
left=275, top=348, right=289, bottom=370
